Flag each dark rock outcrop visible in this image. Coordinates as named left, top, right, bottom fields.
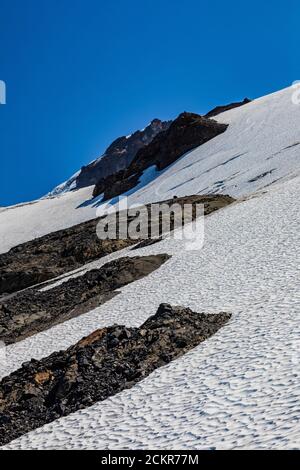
left=126, top=194, right=234, bottom=241
left=132, top=113, right=228, bottom=172
left=93, top=113, right=228, bottom=200
left=0, top=255, right=171, bottom=344
left=75, top=119, right=172, bottom=189
left=0, top=304, right=231, bottom=445
left=0, top=219, right=135, bottom=296
left=0, top=194, right=234, bottom=296
left=205, top=98, right=251, bottom=118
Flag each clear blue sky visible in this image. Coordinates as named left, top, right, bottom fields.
left=0, top=0, right=298, bottom=206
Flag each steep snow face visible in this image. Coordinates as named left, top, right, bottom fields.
left=2, top=173, right=300, bottom=450
left=50, top=85, right=300, bottom=204
left=0, top=86, right=299, bottom=255
left=122, top=86, right=300, bottom=205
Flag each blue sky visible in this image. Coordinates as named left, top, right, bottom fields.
left=0, top=0, right=298, bottom=206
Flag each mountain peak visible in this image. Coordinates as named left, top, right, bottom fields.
left=49, top=118, right=172, bottom=196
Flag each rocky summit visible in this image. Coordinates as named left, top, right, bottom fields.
left=58, top=118, right=172, bottom=194
left=93, top=112, right=228, bottom=200
left=205, top=98, right=251, bottom=118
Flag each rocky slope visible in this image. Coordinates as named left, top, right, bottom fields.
left=0, top=87, right=299, bottom=451
left=205, top=98, right=251, bottom=118
left=0, top=255, right=171, bottom=344
left=50, top=99, right=251, bottom=199
left=0, top=194, right=234, bottom=296
left=93, top=112, right=228, bottom=199
left=0, top=221, right=134, bottom=296
left=0, top=304, right=231, bottom=446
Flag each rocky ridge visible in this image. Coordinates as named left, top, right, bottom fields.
left=205, top=98, right=251, bottom=118
left=50, top=119, right=172, bottom=196
left=0, top=194, right=234, bottom=296
left=0, top=304, right=231, bottom=446
left=93, top=112, right=228, bottom=200
left=0, top=255, right=171, bottom=344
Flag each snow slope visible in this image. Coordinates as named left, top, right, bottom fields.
left=2, top=173, right=300, bottom=449
left=0, top=85, right=300, bottom=449
left=124, top=86, right=300, bottom=205
left=1, top=86, right=300, bottom=254
left=0, top=186, right=96, bottom=254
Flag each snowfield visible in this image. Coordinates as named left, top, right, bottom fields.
left=1, top=86, right=300, bottom=254
left=2, top=172, right=300, bottom=449
left=0, top=186, right=95, bottom=254
left=0, top=86, right=300, bottom=449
